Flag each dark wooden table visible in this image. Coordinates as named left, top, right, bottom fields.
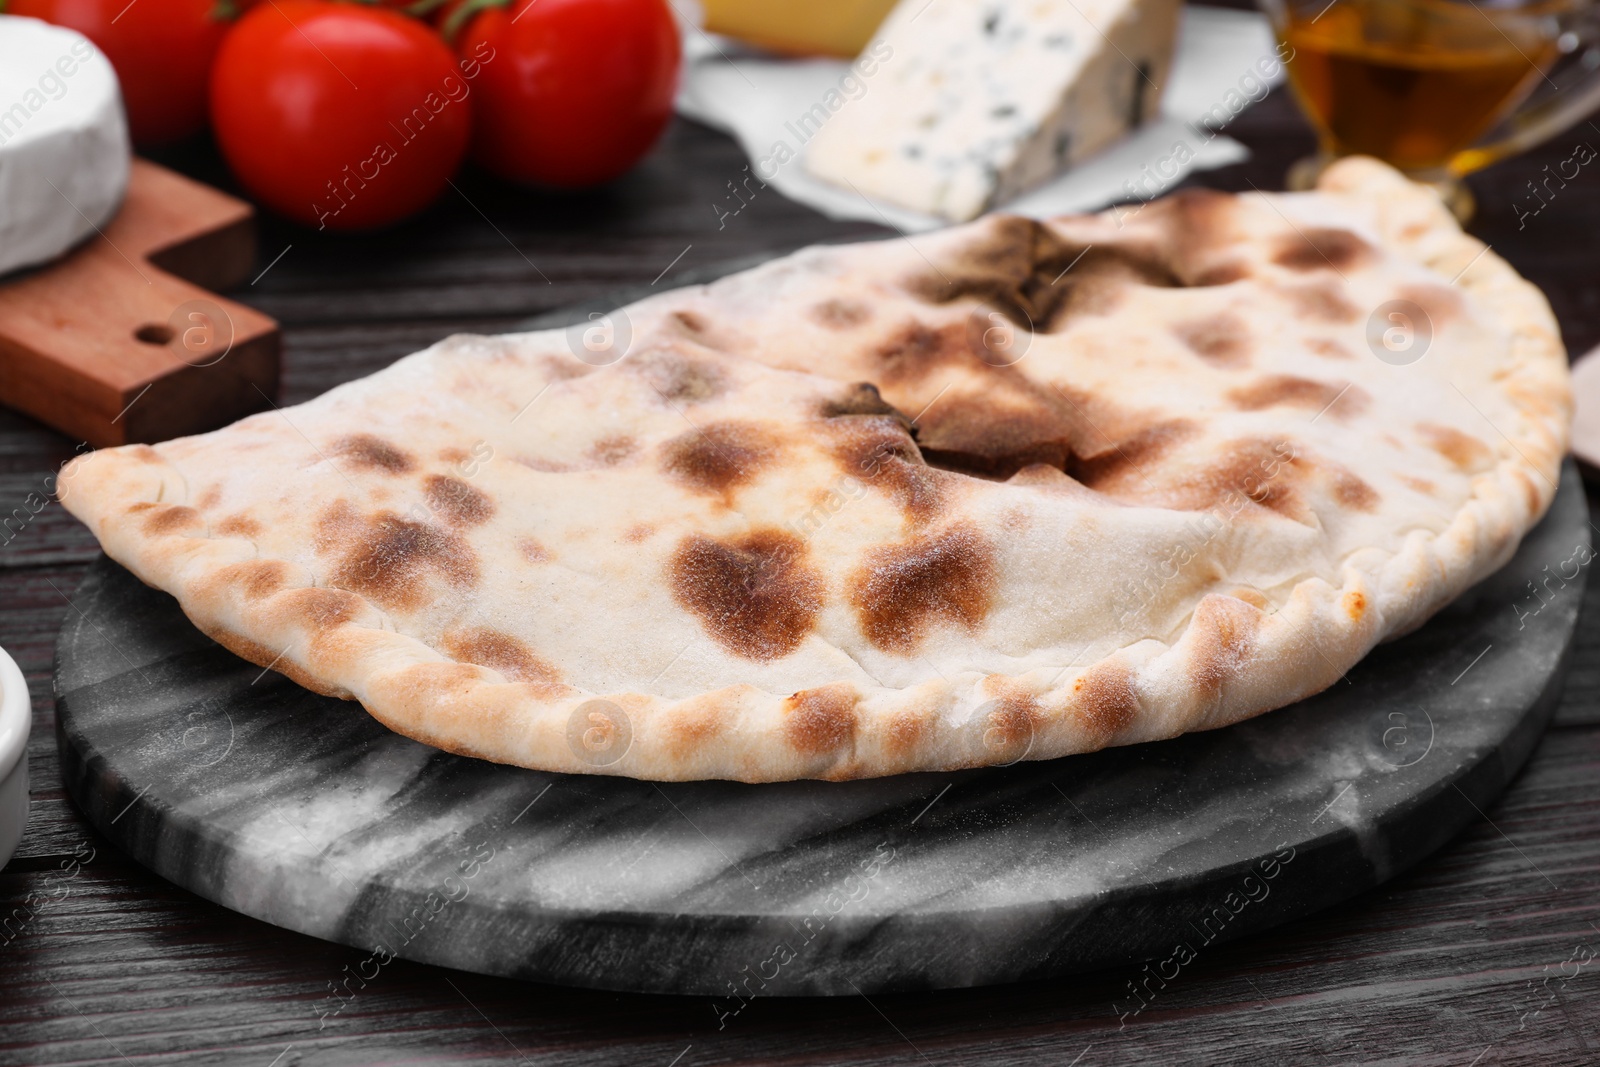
left=4, top=28, right=1600, bottom=1065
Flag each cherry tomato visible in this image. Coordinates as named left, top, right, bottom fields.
left=455, top=0, right=680, bottom=187
left=209, top=1, right=472, bottom=230
left=8, top=0, right=229, bottom=145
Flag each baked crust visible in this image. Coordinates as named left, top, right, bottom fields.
left=58, top=159, right=1570, bottom=781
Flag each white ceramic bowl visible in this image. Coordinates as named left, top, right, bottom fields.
left=0, top=645, right=30, bottom=870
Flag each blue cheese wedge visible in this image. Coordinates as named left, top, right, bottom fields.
left=805, top=0, right=1182, bottom=221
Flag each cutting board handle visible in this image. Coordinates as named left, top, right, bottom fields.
left=0, top=158, right=280, bottom=448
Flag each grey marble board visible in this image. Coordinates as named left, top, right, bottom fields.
left=53, top=462, right=1588, bottom=997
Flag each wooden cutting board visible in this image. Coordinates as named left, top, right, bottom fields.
left=0, top=158, right=280, bottom=448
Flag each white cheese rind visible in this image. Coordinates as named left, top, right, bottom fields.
left=805, top=0, right=1182, bottom=222
left=0, top=15, right=130, bottom=277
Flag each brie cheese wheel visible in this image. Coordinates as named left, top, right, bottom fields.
left=805, top=0, right=1182, bottom=222
left=0, top=15, right=129, bottom=277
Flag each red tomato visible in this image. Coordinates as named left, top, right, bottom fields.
left=8, top=0, right=229, bottom=145
left=456, top=0, right=680, bottom=187
left=209, top=1, right=473, bottom=230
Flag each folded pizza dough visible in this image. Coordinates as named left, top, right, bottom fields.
left=59, top=159, right=1570, bottom=781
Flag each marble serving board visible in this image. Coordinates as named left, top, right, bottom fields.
left=54, top=453, right=1587, bottom=997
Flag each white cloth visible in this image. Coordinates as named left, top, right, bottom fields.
left=677, top=5, right=1283, bottom=231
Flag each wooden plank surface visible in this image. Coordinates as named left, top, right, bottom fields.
left=3, top=47, right=1600, bottom=1065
